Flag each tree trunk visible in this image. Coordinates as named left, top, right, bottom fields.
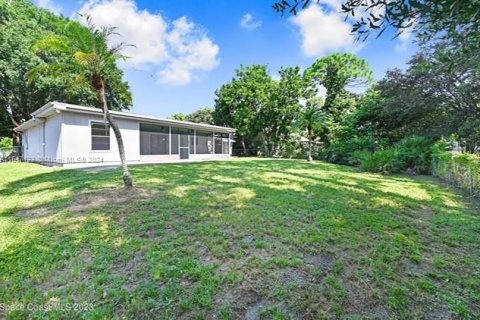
left=306, top=127, right=313, bottom=162
left=97, top=77, right=133, bottom=187
left=241, top=137, right=247, bottom=156
left=308, top=140, right=313, bottom=162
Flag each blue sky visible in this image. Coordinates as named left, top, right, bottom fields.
left=35, top=0, right=417, bottom=117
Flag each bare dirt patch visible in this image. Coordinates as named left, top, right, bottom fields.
left=15, top=207, right=51, bottom=218
left=15, top=187, right=161, bottom=218
left=68, top=187, right=160, bottom=214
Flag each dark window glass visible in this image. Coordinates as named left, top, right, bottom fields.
left=91, top=122, right=110, bottom=150
left=140, top=123, right=169, bottom=134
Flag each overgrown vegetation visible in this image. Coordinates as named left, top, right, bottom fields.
left=0, top=0, right=132, bottom=143
left=433, top=142, right=480, bottom=199
left=1, top=160, right=479, bottom=319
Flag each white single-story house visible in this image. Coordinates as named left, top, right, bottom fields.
left=14, top=102, right=236, bottom=166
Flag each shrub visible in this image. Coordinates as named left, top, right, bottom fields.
left=350, top=136, right=433, bottom=174
left=352, top=149, right=397, bottom=173
left=322, top=136, right=386, bottom=165
left=392, top=136, right=432, bottom=174
left=0, top=137, right=13, bottom=148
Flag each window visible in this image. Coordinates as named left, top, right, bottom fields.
left=196, top=131, right=213, bottom=154
left=214, top=133, right=222, bottom=154
left=140, top=123, right=169, bottom=155
left=91, top=122, right=110, bottom=150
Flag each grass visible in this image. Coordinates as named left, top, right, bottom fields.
left=0, top=158, right=479, bottom=319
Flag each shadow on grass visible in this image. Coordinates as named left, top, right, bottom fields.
left=0, top=159, right=479, bottom=319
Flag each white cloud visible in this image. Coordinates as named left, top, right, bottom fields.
left=290, top=5, right=357, bottom=57
left=318, top=0, right=342, bottom=11
left=35, top=0, right=62, bottom=15
left=79, top=0, right=220, bottom=85
left=394, top=23, right=415, bottom=53
left=240, top=13, right=262, bottom=31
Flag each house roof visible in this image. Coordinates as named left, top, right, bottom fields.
left=14, top=102, right=236, bottom=133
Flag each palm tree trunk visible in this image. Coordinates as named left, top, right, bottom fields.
left=97, top=77, right=133, bottom=187
left=308, top=140, right=313, bottom=162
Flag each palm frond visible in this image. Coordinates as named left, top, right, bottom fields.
left=32, top=37, right=71, bottom=55
left=73, top=51, right=97, bottom=66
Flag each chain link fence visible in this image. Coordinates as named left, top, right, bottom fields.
left=0, top=146, right=23, bottom=163
left=432, top=151, right=480, bottom=199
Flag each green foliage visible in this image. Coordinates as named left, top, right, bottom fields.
left=273, top=0, right=480, bottom=50
left=323, top=136, right=384, bottom=165
left=214, top=64, right=273, bottom=153
left=2, top=160, right=480, bottom=318
left=214, top=64, right=313, bottom=156
left=393, top=136, right=433, bottom=174
left=432, top=141, right=480, bottom=198
left=0, top=0, right=131, bottom=132
left=186, top=107, right=215, bottom=124
left=353, top=149, right=396, bottom=174
left=0, top=137, right=13, bottom=148
left=172, top=107, right=215, bottom=124
left=348, top=136, right=433, bottom=174
left=306, top=53, right=373, bottom=114
left=170, top=112, right=188, bottom=121
left=31, top=16, right=132, bottom=111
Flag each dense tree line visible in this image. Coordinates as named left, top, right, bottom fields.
left=170, top=107, right=215, bottom=125
left=0, top=0, right=131, bottom=143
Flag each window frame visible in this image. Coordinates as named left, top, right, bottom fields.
left=90, top=121, right=111, bottom=151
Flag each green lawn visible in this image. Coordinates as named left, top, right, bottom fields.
left=0, top=159, right=479, bottom=319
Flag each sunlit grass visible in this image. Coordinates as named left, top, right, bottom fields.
left=0, top=159, right=479, bottom=319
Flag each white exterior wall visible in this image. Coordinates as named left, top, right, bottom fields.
left=60, top=111, right=140, bottom=165
left=22, top=113, right=62, bottom=162
left=19, top=106, right=234, bottom=166
left=23, top=123, right=43, bottom=160
left=44, top=114, right=62, bottom=162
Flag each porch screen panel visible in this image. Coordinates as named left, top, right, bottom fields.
left=178, top=128, right=193, bottom=153
left=222, top=133, right=229, bottom=154
left=196, top=131, right=213, bottom=154
left=171, top=127, right=179, bottom=154
left=214, top=133, right=222, bottom=154
left=140, top=123, right=169, bottom=155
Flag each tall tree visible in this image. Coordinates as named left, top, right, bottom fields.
left=186, top=107, right=215, bottom=124
left=170, top=107, right=215, bottom=124
left=31, top=17, right=134, bottom=187
left=306, top=53, right=372, bottom=115
left=0, top=0, right=131, bottom=143
left=259, top=66, right=314, bottom=156
left=214, top=65, right=273, bottom=155
left=355, top=45, right=480, bottom=150
left=296, top=97, right=325, bottom=161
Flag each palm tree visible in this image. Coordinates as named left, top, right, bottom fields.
left=298, top=99, right=325, bottom=162
left=29, top=16, right=133, bottom=187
